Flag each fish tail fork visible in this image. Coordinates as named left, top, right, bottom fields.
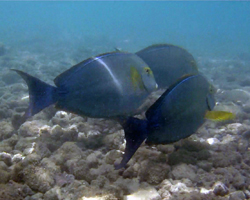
left=12, top=69, right=58, bottom=121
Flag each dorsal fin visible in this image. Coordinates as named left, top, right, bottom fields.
left=54, top=51, right=128, bottom=87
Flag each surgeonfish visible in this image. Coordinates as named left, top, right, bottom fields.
left=13, top=52, right=158, bottom=124
left=115, top=73, right=234, bottom=169
left=136, top=44, right=199, bottom=88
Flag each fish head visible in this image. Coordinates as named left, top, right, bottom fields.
left=140, top=66, right=158, bottom=92
left=206, top=84, right=216, bottom=110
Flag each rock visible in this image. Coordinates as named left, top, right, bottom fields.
left=0, top=181, right=34, bottom=200
left=244, top=190, right=250, bottom=199
left=0, top=161, right=8, bottom=171
left=159, top=179, right=197, bottom=197
left=49, top=142, right=84, bottom=166
left=55, top=172, right=75, bottom=187
left=22, top=164, right=57, bottom=193
left=243, top=130, right=250, bottom=139
left=0, top=152, right=12, bottom=166
left=171, top=163, right=198, bottom=182
left=0, top=169, right=10, bottom=183
left=80, top=195, right=118, bottom=200
left=212, top=151, right=242, bottom=168
left=197, top=160, right=213, bottom=172
left=231, top=169, right=246, bottom=189
left=66, top=159, right=95, bottom=182
left=0, top=120, right=15, bottom=140
left=207, top=138, right=220, bottom=145
left=22, top=153, right=42, bottom=167
left=168, top=149, right=198, bottom=165
left=50, top=125, right=63, bottom=139
left=35, top=142, right=52, bottom=158
left=103, top=130, right=124, bottom=150
left=124, top=187, right=161, bottom=200
left=213, top=181, right=229, bottom=196
left=0, top=140, right=13, bottom=153
left=43, top=186, right=61, bottom=200
left=170, top=182, right=194, bottom=194
left=50, top=111, right=71, bottom=127
left=26, top=192, right=44, bottom=200
left=12, top=153, right=25, bottom=163
left=18, top=120, right=47, bottom=137
left=221, top=89, right=250, bottom=104
left=138, top=161, right=170, bottom=184
left=229, top=191, right=246, bottom=200
left=105, top=150, right=121, bottom=165
left=15, top=137, right=38, bottom=152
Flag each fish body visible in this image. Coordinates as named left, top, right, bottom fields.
left=13, top=52, right=157, bottom=123
left=136, top=44, right=199, bottom=88
left=145, top=74, right=215, bottom=144
left=115, top=74, right=216, bottom=169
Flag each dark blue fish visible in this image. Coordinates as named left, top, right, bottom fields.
left=115, top=73, right=216, bottom=169
left=13, top=52, right=158, bottom=125
left=136, top=44, right=199, bottom=88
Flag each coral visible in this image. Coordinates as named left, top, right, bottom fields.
left=14, top=137, right=38, bottom=152
left=211, top=151, right=242, bottom=168
left=49, top=142, right=84, bottom=166
left=0, top=169, right=10, bottom=183
left=0, top=120, right=15, bottom=140
left=170, top=163, right=198, bottom=182
left=138, top=160, right=170, bottom=184
left=18, top=120, right=48, bottom=137
left=0, top=181, right=34, bottom=200
left=0, top=134, right=18, bottom=153
left=22, top=164, right=57, bottom=193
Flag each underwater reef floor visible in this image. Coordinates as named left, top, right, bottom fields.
left=0, top=45, right=250, bottom=199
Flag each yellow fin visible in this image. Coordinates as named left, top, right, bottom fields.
left=205, top=111, right=235, bottom=121
left=130, top=66, right=145, bottom=91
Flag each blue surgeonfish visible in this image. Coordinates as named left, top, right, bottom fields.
left=12, top=52, right=158, bottom=125
left=136, top=44, right=199, bottom=88
left=115, top=73, right=234, bottom=169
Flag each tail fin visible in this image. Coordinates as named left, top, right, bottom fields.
left=115, top=117, right=148, bottom=170
left=12, top=69, right=58, bottom=122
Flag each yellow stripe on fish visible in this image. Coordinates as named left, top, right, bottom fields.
left=205, top=110, right=235, bottom=121
left=130, top=66, right=145, bottom=91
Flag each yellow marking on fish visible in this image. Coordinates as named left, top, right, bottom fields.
left=205, top=111, right=235, bottom=121
left=130, top=66, right=145, bottom=91
left=143, top=67, right=153, bottom=76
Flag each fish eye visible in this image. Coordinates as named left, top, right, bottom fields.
left=209, top=84, right=216, bottom=94
left=144, top=67, right=152, bottom=75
